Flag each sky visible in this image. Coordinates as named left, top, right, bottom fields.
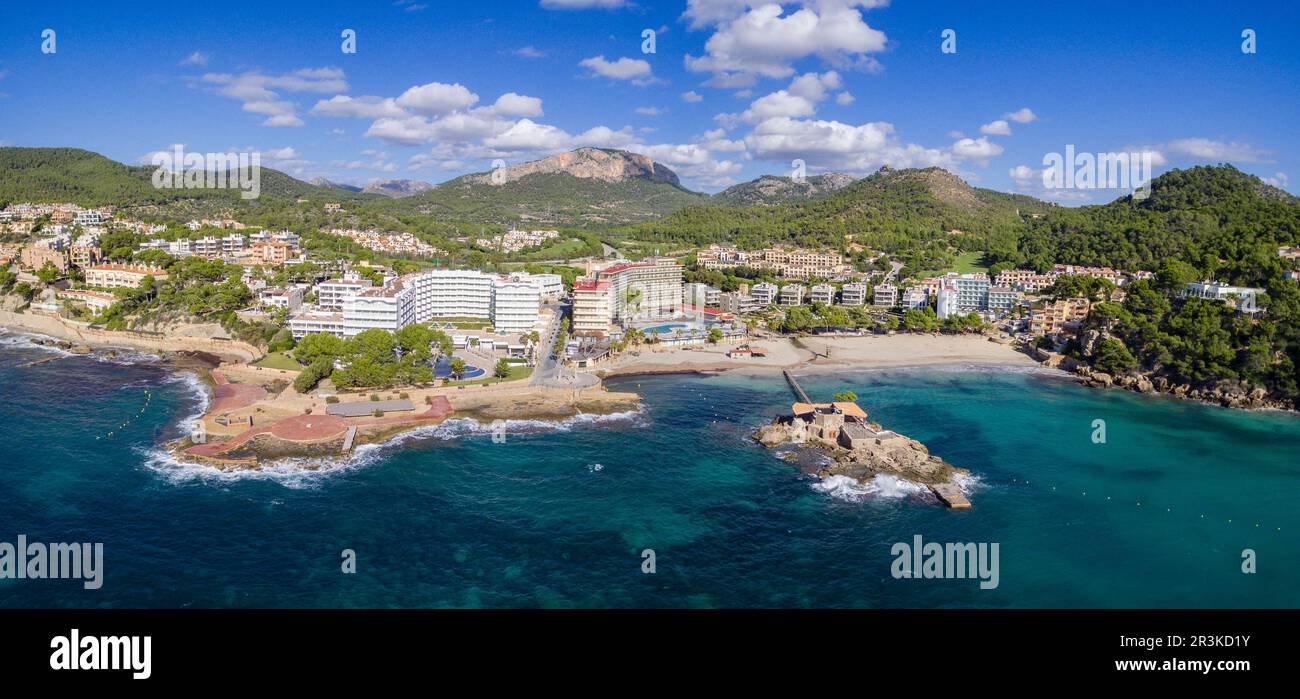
left=0, top=0, right=1298, bottom=203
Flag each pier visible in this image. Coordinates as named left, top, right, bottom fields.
left=929, top=483, right=972, bottom=509
left=341, top=426, right=357, bottom=453
left=783, top=370, right=811, bottom=403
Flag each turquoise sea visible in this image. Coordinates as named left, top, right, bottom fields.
left=1, top=329, right=1297, bottom=608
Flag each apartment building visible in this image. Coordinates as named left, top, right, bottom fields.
left=780, top=284, right=806, bottom=306
left=56, top=289, right=117, bottom=312
left=901, top=286, right=929, bottom=310
left=750, top=282, right=778, bottom=307
left=339, top=270, right=545, bottom=337
left=873, top=283, right=898, bottom=307
left=987, top=287, right=1022, bottom=315
left=1030, top=298, right=1092, bottom=335
left=20, top=245, right=68, bottom=273
left=250, top=241, right=295, bottom=267
left=84, top=263, right=169, bottom=289
left=315, top=275, right=373, bottom=310
left=840, top=283, right=867, bottom=306
left=287, top=311, right=347, bottom=339
left=259, top=286, right=304, bottom=312
left=995, top=268, right=1055, bottom=293
left=1181, top=281, right=1265, bottom=313
left=69, top=245, right=102, bottom=268
left=809, top=284, right=836, bottom=305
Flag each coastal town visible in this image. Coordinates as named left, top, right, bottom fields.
left=3, top=191, right=1296, bottom=483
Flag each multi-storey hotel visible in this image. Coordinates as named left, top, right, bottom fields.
left=593, top=257, right=683, bottom=323
left=572, top=279, right=614, bottom=336
left=697, top=245, right=850, bottom=280
left=335, top=269, right=547, bottom=337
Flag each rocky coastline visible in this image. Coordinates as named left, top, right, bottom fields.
left=1069, top=363, right=1295, bottom=411
left=754, top=417, right=966, bottom=488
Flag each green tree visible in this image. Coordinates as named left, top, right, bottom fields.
left=296, top=333, right=345, bottom=365
left=494, top=358, right=511, bottom=379
left=1093, top=338, right=1138, bottom=375
left=832, top=390, right=858, bottom=402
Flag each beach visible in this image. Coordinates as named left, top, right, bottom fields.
left=599, top=333, right=1038, bottom=377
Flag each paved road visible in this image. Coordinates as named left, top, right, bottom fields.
left=532, top=302, right=600, bottom=389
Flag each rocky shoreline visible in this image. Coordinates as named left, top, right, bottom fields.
left=754, top=418, right=965, bottom=488
left=1069, top=363, right=1296, bottom=411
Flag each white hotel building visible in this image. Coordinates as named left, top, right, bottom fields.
left=333, top=269, right=547, bottom=337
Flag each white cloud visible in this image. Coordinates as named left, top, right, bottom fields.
left=684, top=1, right=888, bottom=80
left=580, top=55, right=654, bottom=82
left=1008, top=164, right=1038, bottom=187
left=744, top=116, right=955, bottom=173
left=835, top=92, right=855, bottom=106
left=980, top=119, right=1012, bottom=136
left=180, top=51, right=208, bottom=66
left=1164, top=138, right=1271, bottom=164
left=1004, top=107, right=1037, bottom=123
left=200, top=67, right=346, bottom=127
left=396, top=81, right=480, bottom=115
left=681, top=90, right=705, bottom=103
left=950, top=136, right=1003, bottom=163
left=492, top=92, right=544, bottom=118
left=635, top=106, right=666, bottom=116
left=311, top=95, right=406, bottom=119
left=717, top=71, right=842, bottom=126
left=514, top=45, right=547, bottom=59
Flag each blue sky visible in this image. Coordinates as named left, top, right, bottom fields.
left=1, top=0, right=1297, bottom=202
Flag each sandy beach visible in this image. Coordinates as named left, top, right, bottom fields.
left=599, top=333, right=1039, bottom=377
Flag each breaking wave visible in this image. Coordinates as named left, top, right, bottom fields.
left=139, top=408, right=647, bottom=489
left=811, top=473, right=929, bottom=502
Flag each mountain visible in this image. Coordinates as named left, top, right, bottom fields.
left=387, top=147, right=706, bottom=226
left=1007, top=165, right=1300, bottom=275
left=463, top=147, right=681, bottom=187
left=310, top=177, right=362, bottom=193
left=615, top=165, right=1053, bottom=254
left=712, top=173, right=857, bottom=207
left=362, top=179, right=435, bottom=198
left=0, top=147, right=378, bottom=209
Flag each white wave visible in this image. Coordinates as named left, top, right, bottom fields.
left=811, top=473, right=929, bottom=502
left=952, top=472, right=984, bottom=495
left=137, top=408, right=648, bottom=489
left=160, top=371, right=211, bottom=436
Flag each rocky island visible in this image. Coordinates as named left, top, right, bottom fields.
left=754, top=398, right=971, bottom=507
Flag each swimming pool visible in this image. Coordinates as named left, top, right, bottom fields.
left=433, top=357, right=486, bottom=379
left=642, top=323, right=689, bottom=334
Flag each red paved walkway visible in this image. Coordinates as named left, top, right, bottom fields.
left=185, top=396, right=453, bottom=459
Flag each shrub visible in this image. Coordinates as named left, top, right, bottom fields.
left=325, top=396, right=339, bottom=404
left=370, top=393, right=380, bottom=401
left=400, top=392, right=409, bottom=399
left=373, top=409, right=385, bottom=418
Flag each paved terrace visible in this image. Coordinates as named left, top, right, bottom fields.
left=186, top=396, right=453, bottom=459
left=326, top=399, right=415, bottom=417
